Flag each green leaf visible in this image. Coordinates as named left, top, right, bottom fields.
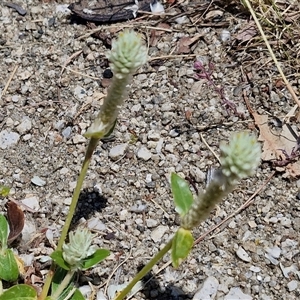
left=0, top=185, right=10, bottom=197
left=71, top=289, right=85, bottom=300
left=171, top=173, right=193, bottom=216
left=50, top=250, right=70, bottom=270
left=102, top=118, right=117, bottom=139
left=0, top=249, right=19, bottom=281
left=0, top=215, right=9, bottom=251
left=0, top=284, right=37, bottom=300
left=51, top=267, right=72, bottom=300
left=171, top=228, right=194, bottom=268
left=81, top=249, right=110, bottom=270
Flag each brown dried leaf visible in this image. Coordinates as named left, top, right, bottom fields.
left=253, top=112, right=300, bottom=177
left=149, top=23, right=170, bottom=47
left=205, top=10, right=224, bottom=20
left=177, top=34, right=204, bottom=54
left=235, top=21, right=257, bottom=42
left=255, top=114, right=296, bottom=159
left=7, top=201, right=25, bottom=243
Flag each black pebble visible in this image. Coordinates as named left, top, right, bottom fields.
left=103, top=69, right=113, bottom=78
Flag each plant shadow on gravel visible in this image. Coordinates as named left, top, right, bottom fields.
left=71, top=188, right=108, bottom=226
left=138, top=265, right=192, bottom=300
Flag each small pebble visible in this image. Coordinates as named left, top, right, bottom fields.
left=287, top=280, right=298, bottom=292
left=266, top=246, right=281, bottom=258
left=21, top=195, right=40, bottom=211
left=137, top=146, right=152, bottom=161
left=119, top=209, right=128, bottom=221
left=72, top=134, right=86, bottom=144
left=280, top=217, right=291, bottom=227
left=150, top=225, right=168, bottom=243
left=192, top=276, right=219, bottom=300
left=74, top=86, right=87, bottom=99
left=31, top=175, right=46, bottom=187
left=250, top=266, right=261, bottom=273
left=224, top=287, right=252, bottom=300
left=236, top=246, right=252, bottom=262
left=0, top=130, right=20, bottom=149
left=146, top=218, right=158, bottom=228
left=62, top=127, right=72, bottom=138
left=147, top=130, right=160, bottom=141
left=109, top=143, right=127, bottom=160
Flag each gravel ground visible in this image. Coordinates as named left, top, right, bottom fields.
left=0, top=1, right=300, bottom=299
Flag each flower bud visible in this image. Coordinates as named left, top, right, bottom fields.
left=62, top=228, right=97, bottom=269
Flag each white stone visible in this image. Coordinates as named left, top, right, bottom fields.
left=64, top=197, right=72, bottom=205
left=266, top=246, right=281, bottom=258
left=74, top=85, right=86, bottom=99
left=31, top=175, right=46, bottom=187
left=224, top=287, right=252, bottom=300
left=150, top=225, right=168, bottom=243
left=193, top=276, right=219, bottom=300
left=0, top=130, right=20, bottom=149
left=109, top=144, right=127, bottom=160
left=16, top=117, right=32, bottom=134
left=146, top=218, right=158, bottom=228
left=236, top=246, right=251, bottom=262
left=250, top=266, right=261, bottom=273
left=96, top=290, right=108, bottom=300
left=137, top=146, right=152, bottom=161
left=280, top=217, right=291, bottom=227
left=165, top=143, right=174, bottom=153
left=72, top=134, right=86, bottom=144
left=79, top=285, right=92, bottom=298
left=264, top=253, right=279, bottom=265
left=119, top=209, right=128, bottom=221
left=280, top=263, right=298, bottom=278
left=110, top=164, right=120, bottom=172
left=287, top=280, right=298, bottom=291
left=21, top=195, right=40, bottom=211
left=60, top=167, right=69, bottom=175
left=147, top=130, right=160, bottom=141
left=190, top=166, right=205, bottom=182
left=87, top=217, right=106, bottom=231
left=22, top=219, right=36, bottom=243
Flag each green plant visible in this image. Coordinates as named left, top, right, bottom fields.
left=0, top=29, right=261, bottom=300
left=0, top=29, right=147, bottom=300
left=113, top=131, right=261, bottom=300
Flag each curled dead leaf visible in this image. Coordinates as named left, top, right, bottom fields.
left=6, top=201, right=25, bottom=244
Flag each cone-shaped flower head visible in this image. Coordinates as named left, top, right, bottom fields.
left=220, top=131, right=261, bottom=185
left=108, top=29, right=148, bottom=79
left=84, top=30, right=147, bottom=139
left=62, top=228, right=97, bottom=270
left=181, top=131, right=261, bottom=230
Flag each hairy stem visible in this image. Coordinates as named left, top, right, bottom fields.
left=39, top=137, right=100, bottom=300
left=114, top=239, right=173, bottom=300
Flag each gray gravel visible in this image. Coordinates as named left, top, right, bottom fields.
left=0, top=1, right=300, bottom=299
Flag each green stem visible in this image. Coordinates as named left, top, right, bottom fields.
left=114, top=239, right=173, bottom=300
left=51, top=270, right=76, bottom=300
left=57, top=137, right=100, bottom=250
left=39, top=137, right=100, bottom=300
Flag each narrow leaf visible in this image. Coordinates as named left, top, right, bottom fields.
left=0, top=284, right=37, bottom=300
left=50, top=250, right=70, bottom=270
left=0, top=215, right=9, bottom=251
left=171, top=228, right=194, bottom=268
left=171, top=173, right=193, bottom=216
left=81, top=249, right=110, bottom=270
left=0, top=249, right=19, bottom=281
